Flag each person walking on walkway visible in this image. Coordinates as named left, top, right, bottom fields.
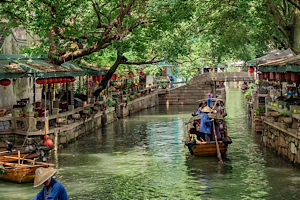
left=199, top=106, right=214, bottom=141
left=31, top=167, right=69, bottom=200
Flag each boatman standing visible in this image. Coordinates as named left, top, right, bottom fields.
left=31, top=167, right=69, bottom=200
left=207, top=93, right=215, bottom=108
left=199, top=106, right=214, bottom=141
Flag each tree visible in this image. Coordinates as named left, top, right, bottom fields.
left=1, top=0, right=196, bottom=99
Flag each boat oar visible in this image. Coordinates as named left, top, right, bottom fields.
left=212, top=120, right=223, bottom=164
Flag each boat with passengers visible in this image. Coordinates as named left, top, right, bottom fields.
left=185, top=98, right=232, bottom=157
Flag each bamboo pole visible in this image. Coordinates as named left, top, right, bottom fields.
left=18, top=151, right=20, bottom=165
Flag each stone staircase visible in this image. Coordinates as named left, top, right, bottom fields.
left=158, top=72, right=252, bottom=105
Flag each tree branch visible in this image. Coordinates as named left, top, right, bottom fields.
left=286, top=0, right=300, bottom=11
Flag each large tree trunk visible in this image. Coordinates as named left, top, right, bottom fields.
left=93, top=53, right=127, bottom=101
left=292, top=8, right=300, bottom=53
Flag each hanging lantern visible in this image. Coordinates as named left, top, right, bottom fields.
left=52, top=78, right=58, bottom=84
left=269, top=72, right=275, bottom=80
left=36, top=78, right=46, bottom=85
left=0, top=79, right=11, bottom=96
left=249, top=66, right=255, bottom=73
left=111, top=74, right=117, bottom=80
left=261, top=72, right=267, bottom=79
left=92, top=76, right=97, bottom=81
left=285, top=72, right=291, bottom=81
left=66, top=78, right=71, bottom=83
left=46, top=78, right=53, bottom=84
left=36, top=78, right=46, bottom=89
left=279, top=73, right=285, bottom=81
left=139, top=71, right=145, bottom=76
left=57, top=77, right=62, bottom=83
left=70, top=77, right=76, bottom=82
left=291, top=72, right=299, bottom=82
left=62, top=77, right=67, bottom=83
left=97, top=76, right=101, bottom=81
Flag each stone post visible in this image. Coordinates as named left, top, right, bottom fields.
left=25, top=111, right=36, bottom=132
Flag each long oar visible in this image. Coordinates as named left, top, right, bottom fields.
left=212, top=120, right=223, bottom=164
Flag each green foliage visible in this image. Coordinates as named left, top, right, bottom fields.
left=106, top=97, right=114, bottom=107
left=113, top=98, right=119, bottom=105
left=279, top=111, right=289, bottom=117
left=244, top=89, right=252, bottom=101
left=255, top=106, right=265, bottom=115
left=248, top=83, right=256, bottom=89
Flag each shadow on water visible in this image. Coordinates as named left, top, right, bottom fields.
left=2, top=89, right=300, bottom=199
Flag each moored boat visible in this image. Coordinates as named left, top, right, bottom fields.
left=0, top=162, right=52, bottom=183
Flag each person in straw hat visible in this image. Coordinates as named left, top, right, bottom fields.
left=31, top=167, right=68, bottom=200
left=199, top=106, right=214, bottom=142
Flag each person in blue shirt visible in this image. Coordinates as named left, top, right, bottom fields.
left=194, top=102, right=206, bottom=116
left=207, top=93, right=215, bottom=108
left=31, top=167, right=69, bottom=200
left=199, top=106, right=214, bottom=141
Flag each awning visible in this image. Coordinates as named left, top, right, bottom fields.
left=258, top=53, right=300, bottom=72
left=0, top=54, right=85, bottom=78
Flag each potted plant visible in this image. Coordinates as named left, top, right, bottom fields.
left=280, top=112, right=293, bottom=124
left=34, top=112, right=38, bottom=118
left=113, top=98, right=119, bottom=106
left=72, top=113, right=81, bottom=119
left=136, top=90, right=141, bottom=98
left=25, top=104, right=34, bottom=112
left=106, top=97, right=114, bottom=107
left=83, top=107, right=92, bottom=114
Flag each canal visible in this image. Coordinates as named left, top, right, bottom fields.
left=2, top=89, right=300, bottom=200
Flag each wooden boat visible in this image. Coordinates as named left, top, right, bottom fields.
left=185, top=104, right=232, bottom=157
left=0, top=156, right=54, bottom=183
left=0, top=147, right=38, bottom=162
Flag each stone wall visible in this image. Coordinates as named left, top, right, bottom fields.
left=262, top=122, right=300, bottom=163
left=116, top=92, right=159, bottom=118
left=0, top=93, right=159, bottom=149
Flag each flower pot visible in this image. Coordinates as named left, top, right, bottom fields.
left=72, top=114, right=81, bottom=119
left=56, top=118, right=65, bottom=123
left=269, top=112, right=278, bottom=117
left=36, top=102, right=41, bottom=108
left=83, top=109, right=91, bottom=114
left=283, top=117, right=293, bottom=124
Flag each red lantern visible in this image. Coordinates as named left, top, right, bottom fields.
left=97, top=76, right=101, bottom=81
left=111, top=74, right=117, bottom=80
left=46, top=78, right=53, bottom=84
left=139, top=71, right=145, bottom=76
left=249, top=66, right=255, bottom=73
left=0, top=78, right=11, bottom=96
left=269, top=72, right=275, bottom=80
left=92, top=76, right=97, bottom=81
left=285, top=72, right=291, bottom=81
left=210, top=68, right=214, bottom=71
left=36, top=78, right=46, bottom=85
left=57, top=77, right=62, bottom=83
left=291, top=72, right=299, bottom=82
left=71, top=77, right=76, bottom=82
left=261, top=72, right=266, bottom=79
left=66, top=78, right=71, bottom=83
left=43, top=138, right=53, bottom=147
left=52, top=78, right=58, bottom=83
left=279, top=73, right=285, bottom=80
left=62, top=77, right=67, bottom=83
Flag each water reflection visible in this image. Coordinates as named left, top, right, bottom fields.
left=2, top=89, right=300, bottom=199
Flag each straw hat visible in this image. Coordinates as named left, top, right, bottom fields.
left=34, top=167, right=56, bottom=187
left=201, top=106, right=212, bottom=113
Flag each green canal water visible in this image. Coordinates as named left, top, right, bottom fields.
left=2, top=89, right=300, bottom=199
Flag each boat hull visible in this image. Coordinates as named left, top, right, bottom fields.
left=0, top=164, right=50, bottom=183
left=191, top=141, right=228, bottom=157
